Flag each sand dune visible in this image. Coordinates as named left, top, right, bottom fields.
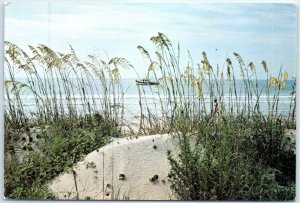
left=49, top=134, right=180, bottom=200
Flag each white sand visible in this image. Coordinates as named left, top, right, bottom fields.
left=49, top=134, right=180, bottom=200
left=284, top=129, right=296, bottom=140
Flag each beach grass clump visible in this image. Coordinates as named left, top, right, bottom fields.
left=4, top=118, right=118, bottom=199
left=168, top=113, right=295, bottom=200
left=4, top=41, right=129, bottom=128
left=245, top=115, right=295, bottom=186
left=136, top=33, right=296, bottom=134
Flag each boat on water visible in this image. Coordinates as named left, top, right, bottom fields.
left=135, top=79, right=159, bottom=86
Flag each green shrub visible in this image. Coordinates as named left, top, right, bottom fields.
left=246, top=115, right=296, bottom=186
left=4, top=115, right=118, bottom=200
left=168, top=114, right=295, bottom=200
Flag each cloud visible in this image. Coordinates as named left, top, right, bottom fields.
left=6, top=2, right=296, bottom=43
left=5, top=1, right=297, bottom=78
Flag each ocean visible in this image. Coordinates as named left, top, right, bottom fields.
left=5, top=78, right=296, bottom=118
left=120, top=79, right=296, bottom=117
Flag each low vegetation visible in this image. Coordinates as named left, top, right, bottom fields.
left=168, top=113, right=295, bottom=200
left=4, top=114, right=120, bottom=199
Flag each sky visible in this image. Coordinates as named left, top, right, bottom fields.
left=4, top=0, right=297, bottom=79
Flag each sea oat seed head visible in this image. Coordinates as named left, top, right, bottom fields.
left=262, top=60, right=268, bottom=73
left=283, top=71, right=288, bottom=80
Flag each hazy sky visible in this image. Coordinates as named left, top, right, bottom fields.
left=5, top=0, right=297, bottom=79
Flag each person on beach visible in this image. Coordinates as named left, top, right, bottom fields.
left=214, top=97, right=221, bottom=115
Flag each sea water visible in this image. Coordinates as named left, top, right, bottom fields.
left=5, top=78, right=296, bottom=118
left=120, top=79, right=296, bottom=117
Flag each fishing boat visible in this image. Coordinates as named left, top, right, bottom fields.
left=135, top=79, right=159, bottom=86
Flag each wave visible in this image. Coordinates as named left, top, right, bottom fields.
left=5, top=93, right=294, bottom=102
